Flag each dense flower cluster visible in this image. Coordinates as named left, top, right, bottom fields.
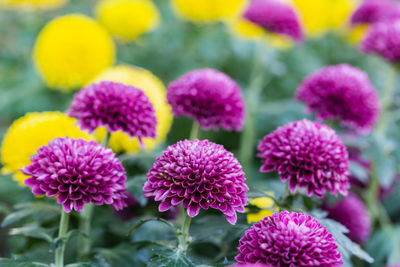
left=361, top=20, right=400, bottom=63
left=323, top=194, right=371, bottom=244
left=1, top=112, right=91, bottom=185
left=95, top=0, right=160, bottom=41
left=296, top=64, right=380, bottom=133
left=242, top=0, right=303, bottom=41
left=22, top=137, right=127, bottom=212
left=230, top=264, right=271, bottom=267
left=33, top=14, right=114, bottom=90
left=351, top=0, right=400, bottom=25
left=257, top=119, right=350, bottom=198
left=235, top=211, right=343, bottom=266
left=91, top=65, right=172, bottom=153
left=167, top=68, right=245, bottom=131
left=143, top=139, right=248, bottom=224
left=69, top=81, right=157, bottom=144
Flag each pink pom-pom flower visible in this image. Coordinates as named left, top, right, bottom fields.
left=235, top=211, right=343, bottom=266
left=296, top=64, right=380, bottom=133
left=22, top=137, right=128, bottom=212
left=257, top=119, right=350, bottom=198
left=143, top=139, right=249, bottom=224
left=167, top=68, right=245, bottom=131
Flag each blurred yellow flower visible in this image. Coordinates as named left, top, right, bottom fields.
left=1, top=111, right=92, bottom=185
left=347, top=24, right=369, bottom=43
left=292, top=0, right=359, bottom=37
left=95, top=0, right=160, bottom=42
left=172, top=0, right=248, bottom=23
left=246, top=192, right=277, bottom=223
left=0, top=0, right=67, bottom=10
left=33, top=14, right=115, bottom=91
left=91, top=64, right=173, bottom=154
left=230, top=19, right=292, bottom=50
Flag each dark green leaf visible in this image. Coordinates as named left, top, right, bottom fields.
left=0, top=258, right=48, bottom=267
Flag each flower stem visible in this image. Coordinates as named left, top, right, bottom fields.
left=78, top=203, right=94, bottom=259
left=190, top=122, right=200, bottom=140
left=239, top=42, right=270, bottom=176
left=177, top=212, right=192, bottom=254
left=55, top=210, right=70, bottom=267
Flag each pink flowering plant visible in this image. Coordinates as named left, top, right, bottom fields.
left=1, top=0, right=400, bottom=267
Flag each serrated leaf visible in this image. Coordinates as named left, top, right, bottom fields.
left=0, top=258, right=48, bottom=267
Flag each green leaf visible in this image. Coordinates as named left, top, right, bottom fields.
left=128, top=218, right=177, bottom=237
left=1, top=209, right=34, bottom=227
left=313, top=212, right=374, bottom=263
left=8, top=224, right=53, bottom=242
left=0, top=258, right=48, bottom=267
left=147, top=248, right=197, bottom=267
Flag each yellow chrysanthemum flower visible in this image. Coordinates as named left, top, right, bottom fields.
left=172, top=0, right=248, bottom=23
left=292, top=0, right=359, bottom=37
left=33, top=14, right=115, bottom=91
left=95, top=0, right=160, bottom=42
left=1, top=111, right=92, bottom=185
left=246, top=192, right=278, bottom=223
left=347, top=24, right=369, bottom=43
left=0, top=0, right=67, bottom=10
left=230, top=19, right=293, bottom=50
left=91, top=64, right=173, bottom=154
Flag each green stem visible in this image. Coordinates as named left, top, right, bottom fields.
left=78, top=203, right=94, bottom=259
left=102, top=131, right=111, bottom=147
left=55, top=210, right=70, bottom=267
left=189, top=122, right=200, bottom=140
left=239, top=42, right=269, bottom=176
left=177, top=213, right=192, bottom=254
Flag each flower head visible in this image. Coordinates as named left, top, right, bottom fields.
left=95, top=0, right=160, bottom=42
left=230, top=264, right=272, bottom=267
left=68, top=81, right=157, bottom=145
left=143, top=139, right=248, bottom=224
left=33, top=14, right=114, bottom=91
left=242, top=0, right=303, bottom=41
left=323, top=194, right=371, bottom=244
left=0, top=0, right=66, bottom=10
left=235, top=211, right=343, bottom=266
left=257, top=119, right=350, bottom=198
left=361, top=20, right=400, bottom=63
left=296, top=64, right=380, bottom=133
left=172, top=0, right=246, bottom=23
left=91, top=65, right=172, bottom=153
left=293, top=0, right=357, bottom=37
left=351, top=0, right=400, bottom=25
left=167, top=68, right=245, bottom=131
left=22, top=137, right=127, bottom=212
left=1, top=112, right=92, bottom=185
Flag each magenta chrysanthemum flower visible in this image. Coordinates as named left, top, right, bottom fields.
left=167, top=69, right=245, bottom=131
left=230, top=264, right=272, bottom=267
left=143, top=139, right=249, bottom=224
left=22, top=137, right=127, bottom=213
left=323, top=194, right=371, bottom=244
left=351, top=0, right=400, bottom=25
left=242, top=0, right=303, bottom=41
left=235, top=211, right=343, bottom=266
left=361, top=20, right=400, bottom=63
left=296, top=64, right=380, bottom=133
left=257, top=119, right=350, bottom=198
left=69, top=81, right=157, bottom=143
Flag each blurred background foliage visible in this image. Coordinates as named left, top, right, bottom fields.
left=0, top=0, right=400, bottom=266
